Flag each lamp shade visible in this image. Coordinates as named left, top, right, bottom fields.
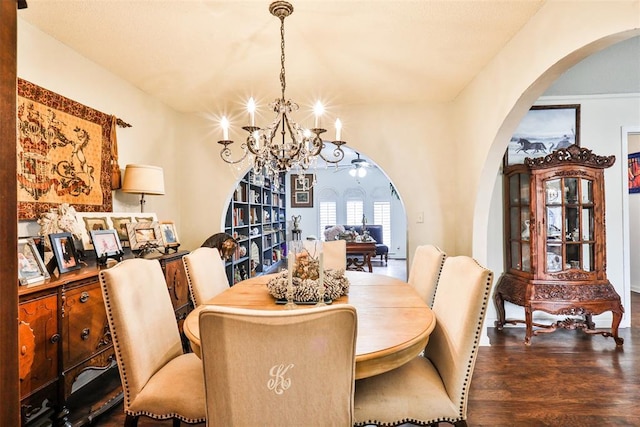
left=121, top=164, right=165, bottom=195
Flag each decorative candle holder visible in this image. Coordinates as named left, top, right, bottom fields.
left=285, top=240, right=303, bottom=309
left=306, top=240, right=325, bottom=306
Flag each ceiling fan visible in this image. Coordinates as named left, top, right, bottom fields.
left=348, top=152, right=372, bottom=178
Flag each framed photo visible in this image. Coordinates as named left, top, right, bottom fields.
left=505, top=104, right=580, bottom=167
left=18, top=237, right=50, bottom=285
left=75, top=212, right=159, bottom=250
left=160, top=221, right=180, bottom=247
left=76, top=213, right=111, bottom=250
left=110, top=216, right=133, bottom=243
left=90, top=229, right=123, bottom=259
left=126, top=221, right=163, bottom=251
left=290, top=174, right=314, bottom=208
left=49, top=232, right=82, bottom=274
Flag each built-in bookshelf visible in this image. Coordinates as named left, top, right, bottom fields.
left=224, top=171, right=287, bottom=284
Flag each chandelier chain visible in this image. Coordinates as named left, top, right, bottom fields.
left=280, top=15, right=286, bottom=100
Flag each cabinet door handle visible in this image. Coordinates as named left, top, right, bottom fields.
left=81, top=328, right=90, bottom=340
left=50, top=333, right=60, bottom=344
left=79, top=292, right=90, bottom=303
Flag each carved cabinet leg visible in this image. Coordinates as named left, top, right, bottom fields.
left=524, top=306, right=533, bottom=346
left=610, top=306, right=624, bottom=346
left=494, top=290, right=506, bottom=330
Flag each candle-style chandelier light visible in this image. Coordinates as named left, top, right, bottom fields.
left=218, top=1, right=347, bottom=187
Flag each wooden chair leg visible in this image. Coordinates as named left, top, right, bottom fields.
left=124, top=414, right=139, bottom=427
left=453, top=420, right=468, bottom=427
left=173, top=419, right=181, bottom=427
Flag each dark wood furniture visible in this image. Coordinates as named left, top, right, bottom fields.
left=1, top=2, right=19, bottom=424
left=18, top=250, right=190, bottom=426
left=346, top=241, right=377, bottom=273
left=494, top=145, right=624, bottom=345
left=224, top=170, right=287, bottom=284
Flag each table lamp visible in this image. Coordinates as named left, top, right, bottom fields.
left=121, top=164, right=165, bottom=212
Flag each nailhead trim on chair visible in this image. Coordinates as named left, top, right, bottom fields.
left=354, top=259, right=493, bottom=427
left=99, top=270, right=206, bottom=424
left=182, top=259, right=198, bottom=307
left=429, top=247, right=447, bottom=307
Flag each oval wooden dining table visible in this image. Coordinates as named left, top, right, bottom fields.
left=183, top=271, right=436, bottom=379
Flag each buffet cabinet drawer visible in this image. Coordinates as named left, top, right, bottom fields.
left=62, top=280, right=111, bottom=370
left=18, top=292, right=59, bottom=399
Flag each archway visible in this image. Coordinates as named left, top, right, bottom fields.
left=474, top=32, right=640, bottom=334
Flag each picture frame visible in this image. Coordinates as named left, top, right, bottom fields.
left=160, top=221, right=180, bottom=247
left=504, top=104, right=580, bottom=167
left=628, top=152, right=640, bottom=194
left=90, top=229, right=123, bottom=259
left=75, top=212, right=159, bottom=250
left=18, top=237, right=50, bottom=285
left=76, top=212, right=111, bottom=250
left=126, top=221, right=163, bottom=251
left=290, top=174, right=314, bottom=208
left=110, top=216, right=133, bottom=243
left=49, top=232, right=82, bottom=274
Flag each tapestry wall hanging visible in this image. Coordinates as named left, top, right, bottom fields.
left=17, top=78, right=113, bottom=219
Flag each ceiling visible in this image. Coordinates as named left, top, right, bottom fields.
left=18, top=0, right=546, bottom=115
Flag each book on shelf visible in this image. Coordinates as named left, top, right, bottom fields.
left=233, top=208, right=245, bottom=226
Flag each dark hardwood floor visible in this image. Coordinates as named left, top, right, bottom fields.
left=467, top=291, right=640, bottom=427
left=90, top=263, right=639, bottom=426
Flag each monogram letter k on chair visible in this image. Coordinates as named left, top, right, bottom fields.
left=199, top=304, right=358, bottom=426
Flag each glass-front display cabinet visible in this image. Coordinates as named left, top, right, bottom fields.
left=494, top=145, right=624, bottom=345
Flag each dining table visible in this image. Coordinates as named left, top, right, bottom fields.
left=183, top=270, right=436, bottom=379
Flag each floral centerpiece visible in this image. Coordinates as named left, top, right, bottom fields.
left=266, top=249, right=350, bottom=302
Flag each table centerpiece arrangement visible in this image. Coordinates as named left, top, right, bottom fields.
left=266, top=242, right=349, bottom=304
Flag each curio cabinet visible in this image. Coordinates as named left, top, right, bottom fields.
left=494, top=144, right=624, bottom=345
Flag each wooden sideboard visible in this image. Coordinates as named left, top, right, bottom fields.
left=18, top=250, right=191, bottom=427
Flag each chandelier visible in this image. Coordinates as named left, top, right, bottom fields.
left=218, top=1, right=347, bottom=187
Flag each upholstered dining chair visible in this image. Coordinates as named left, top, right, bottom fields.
left=183, top=247, right=230, bottom=307
left=408, top=244, right=447, bottom=307
left=354, top=256, right=494, bottom=427
left=199, top=304, right=358, bottom=426
left=99, top=258, right=206, bottom=427
left=321, top=239, right=347, bottom=271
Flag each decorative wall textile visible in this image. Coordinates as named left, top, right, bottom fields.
left=17, top=79, right=113, bottom=219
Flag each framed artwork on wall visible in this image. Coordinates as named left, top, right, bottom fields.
left=290, top=174, right=314, bottom=208
left=628, top=152, right=640, bottom=193
left=504, top=104, right=580, bottom=167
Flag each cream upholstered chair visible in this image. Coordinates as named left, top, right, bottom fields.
left=321, top=239, right=347, bottom=271
left=99, top=258, right=206, bottom=427
left=183, top=247, right=230, bottom=307
left=302, top=239, right=347, bottom=271
left=199, top=304, right=358, bottom=426
left=354, top=256, right=494, bottom=427
left=408, top=244, right=447, bottom=307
